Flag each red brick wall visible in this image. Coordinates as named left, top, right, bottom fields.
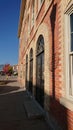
left=36, top=0, right=73, bottom=129
left=31, top=0, right=73, bottom=129
left=19, top=0, right=73, bottom=129
left=43, top=1, right=73, bottom=130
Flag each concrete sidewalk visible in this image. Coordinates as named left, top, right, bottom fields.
left=0, top=81, right=50, bottom=130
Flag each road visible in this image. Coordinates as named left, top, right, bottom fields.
left=0, top=75, right=17, bottom=81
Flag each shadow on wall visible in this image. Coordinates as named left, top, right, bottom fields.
left=49, top=95, right=68, bottom=130
left=49, top=2, right=68, bottom=130
left=50, top=3, right=57, bottom=99
left=25, top=80, right=68, bottom=130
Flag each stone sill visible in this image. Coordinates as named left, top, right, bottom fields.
left=60, top=97, right=73, bottom=111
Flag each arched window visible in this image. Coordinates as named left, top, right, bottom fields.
left=36, top=35, right=44, bottom=107
left=26, top=54, right=28, bottom=89
left=29, top=48, right=33, bottom=93
left=30, top=48, right=33, bottom=60
left=26, top=55, right=28, bottom=63
left=36, top=35, right=44, bottom=55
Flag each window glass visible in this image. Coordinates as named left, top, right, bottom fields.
left=26, top=55, right=28, bottom=63
left=71, top=33, right=73, bottom=51
left=70, top=13, right=73, bottom=32
left=30, top=48, right=33, bottom=60
left=40, top=0, right=44, bottom=4
left=36, top=35, right=44, bottom=55
left=70, top=13, right=73, bottom=52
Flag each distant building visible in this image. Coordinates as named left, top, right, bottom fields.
left=12, top=64, right=18, bottom=72
left=0, top=64, right=4, bottom=72
left=18, top=0, right=73, bottom=130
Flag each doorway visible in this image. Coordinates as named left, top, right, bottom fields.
left=36, top=35, right=44, bottom=107
left=29, top=48, right=33, bottom=93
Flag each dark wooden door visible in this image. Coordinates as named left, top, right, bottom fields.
left=26, top=62, right=28, bottom=89
left=29, top=60, right=33, bottom=93
left=26, top=55, right=28, bottom=89
left=36, top=52, right=44, bottom=107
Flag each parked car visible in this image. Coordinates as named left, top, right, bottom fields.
left=0, top=71, right=5, bottom=76
left=13, top=71, right=18, bottom=76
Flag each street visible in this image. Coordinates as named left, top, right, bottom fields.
left=0, top=75, right=17, bottom=81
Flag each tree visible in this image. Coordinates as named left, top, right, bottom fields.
left=8, top=66, right=13, bottom=74
left=3, top=64, right=13, bottom=75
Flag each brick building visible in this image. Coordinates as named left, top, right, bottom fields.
left=12, top=64, right=18, bottom=73
left=18, top=0, right=73, bottom=129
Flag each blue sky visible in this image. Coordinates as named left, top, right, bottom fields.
left=0, top=0, right=21, bottom=65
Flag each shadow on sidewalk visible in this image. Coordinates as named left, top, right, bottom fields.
left=0, top=89, right=49, bottom=130
left=0, top=85, right=20, bottom=94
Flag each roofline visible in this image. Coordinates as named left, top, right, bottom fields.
left=18, top=0, right=26, bottom=38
